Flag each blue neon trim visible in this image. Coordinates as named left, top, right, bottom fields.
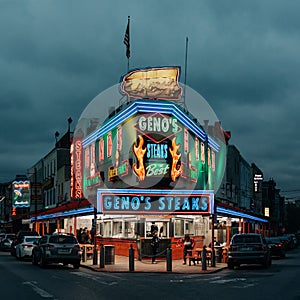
left=82, top=100, right=220, bottom=151
left=30, top=207, right=94, bottom=221
left=216, top=207, right=268, bottom=223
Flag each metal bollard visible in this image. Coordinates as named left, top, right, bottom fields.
left=99, top=244, right=105, bottom=268
left=166, top=247, right=172, bottom=272
left=211, top=248, right=216, bottom=267
left=93, top=245, right=98, bottom=265
left=82, top=245, right=87, bottom=263
left=202, top=246, right=207, bottom=270
left=129, top=244, right=135, bottom=272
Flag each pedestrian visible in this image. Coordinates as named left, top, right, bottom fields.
left=151, top=230, right=160, bottom=264
left=81, top=227, right=89, bottom=244
left=177, top=234, right=195, bottom=265
left=150, top=222, right=158, bottom=235
left=90, top=227, right=95, bottom=244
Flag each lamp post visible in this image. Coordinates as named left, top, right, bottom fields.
left=93, top=207, right=98, bottom=265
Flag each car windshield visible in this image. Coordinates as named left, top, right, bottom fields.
left=6, top=234, right=15, bottom=239
left=232, top=235, right=261, bottom=244
left=267, top=238, right=281, bottom=243
left=25, top=237, right=40, bottom=243
left=49, top=235, right=77, bottom=244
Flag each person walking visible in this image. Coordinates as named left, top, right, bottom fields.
left=151, top=230, right=160, bottom=264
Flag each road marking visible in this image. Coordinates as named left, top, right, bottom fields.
left=22, top=281, right=55, bottom=298
left=71, top=271, right=118, bottom=285
left=209, top=278, right=247, bottom=284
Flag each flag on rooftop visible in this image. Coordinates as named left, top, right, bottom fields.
left=123, top=16, right=130, bottom=59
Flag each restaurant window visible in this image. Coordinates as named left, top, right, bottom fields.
left=102, top=221, right=112, bottom=237
left=112, top=220, right=123, bottom=238
left=124, top=220, right=137, bottom=238
left=174, top=218, right=194, bottom=237
left=145, top=221, right=168, bottom=238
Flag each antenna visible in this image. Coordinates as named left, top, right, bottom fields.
left=183, top=36, right=189, bottom=110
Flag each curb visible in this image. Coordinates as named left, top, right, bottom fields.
left=80, top=263, right=228, bottom=274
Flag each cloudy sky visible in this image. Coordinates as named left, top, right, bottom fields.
left=1, top=0, right=299, bottom=198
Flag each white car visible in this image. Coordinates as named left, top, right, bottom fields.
left=16, top=236, right=41, bottom=260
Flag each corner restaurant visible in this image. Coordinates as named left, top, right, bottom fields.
left=34, top=66, right=269, bottom=259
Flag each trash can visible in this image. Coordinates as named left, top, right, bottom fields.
left=104, top=245, right=115, bottom=265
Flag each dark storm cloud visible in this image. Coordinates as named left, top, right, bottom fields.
left=0, top=0, right=299, bottom=194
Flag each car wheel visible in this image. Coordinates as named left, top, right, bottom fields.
left=73, top=261, right=80, bottom=269
left=263, top=257, right=271, bottom=268
left=32, top=253, right=38, bottom=265
left=227, top=262, right=234, bottom=270
left=39, top=254, right=47, bottom=268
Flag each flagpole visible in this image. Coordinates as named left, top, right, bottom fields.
left=183, top=36, right=188, bottom=110
left=127, top=16, right=130, bottom=72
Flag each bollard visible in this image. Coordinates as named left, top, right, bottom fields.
left=166, top=247, right=172, bottom=272
left=217, top=247, right=222, bottom=263
left=82, top=245, right=87, bottom=263
left=129, top=244, right=135, bottom=272
left=99, top=244, right=105, bottom=268
left=202, top=246, right=207, bottom=270
left=93, top=245, right=98, bottom=265
left=211, top=248, right=216, bottom=267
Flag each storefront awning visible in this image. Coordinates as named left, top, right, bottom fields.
left=30, top=199, right=94, bottom=221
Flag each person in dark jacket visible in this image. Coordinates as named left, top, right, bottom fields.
left=177, top=234, right=195, bottom=265
left=151, top=230, right=160, bottom=264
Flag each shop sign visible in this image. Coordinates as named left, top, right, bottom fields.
left=97, top=189, right=214, bottom=215
left=12, top=180, right=30, bottom=208
left=134, top=113, right=181, bottom=143
left=120, top=66, right=182, bottom=100
left=108, top=161, right=129, bottom=181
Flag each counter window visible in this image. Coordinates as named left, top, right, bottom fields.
left=174, top=218, right=194, bottom=237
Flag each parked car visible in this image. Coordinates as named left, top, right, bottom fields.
left=278, top=235, right=293, bottom=250
left=11, top=230, right=39, bottom=256
left=265, top=237, right=286, bottom=258
left=0, top=234, right=16, bottom=251
left=0, top=233, right=6, bottom=242
left=227, top=233, right=271, bottom=269
left=15, top=236, right=41, bottom=260
left=284, top=234, right=298, bottom=248
left=32, top=234, right=81, bottom=269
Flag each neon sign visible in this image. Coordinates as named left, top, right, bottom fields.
left=120, top=66, right=182, bottom=100
left=70, top=139, right=83, bottom=199
left=12, top=180, right=30, bottom=208
left=97, top=189, right=214, bottom=215
left=134, top=113, right=181, bottom=143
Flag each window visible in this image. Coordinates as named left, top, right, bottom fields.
left=174, top=218, right=194, bottom=237
left=103, top=221, right=112, bottom=237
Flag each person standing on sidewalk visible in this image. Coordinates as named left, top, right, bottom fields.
left=151, top=230, right=160, bottom=264
left=177, top=234, right=195, bottom=265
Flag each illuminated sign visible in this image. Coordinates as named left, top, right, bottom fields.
left=97, top=189, right=214, bottom=215
left=70, top=138, right=83, bottom=199
left=121, top=66, right=182, bottom=100
left=108, top=160, right=129, bottom=181
left=254, top=174, right=263, bottom=193
left=134, top=113, right=181, bottom=143
left=12, top=180, right=30, bottom=208
left=132, top=135, right=182, bottom=182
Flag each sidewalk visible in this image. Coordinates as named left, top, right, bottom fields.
left=80, top=255, right=228, bottom=274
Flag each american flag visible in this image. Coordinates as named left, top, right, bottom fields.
left=123, top=17, right=130, bottom=59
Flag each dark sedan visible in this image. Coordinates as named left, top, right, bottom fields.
left=0, top=234, right=16, bottom=251
left=266, top=237, right=286, bottom=258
